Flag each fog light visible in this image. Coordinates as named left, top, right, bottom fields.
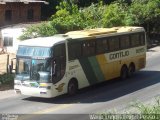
left=39, top=86, right=51, bottom=89
left=15, top=89, right=21, bottom=94
left=40, top=92, right=47, bottom=94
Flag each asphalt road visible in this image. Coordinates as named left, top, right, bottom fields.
left=0, top=50, right=160, bottom=120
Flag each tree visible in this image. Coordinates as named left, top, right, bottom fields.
left=102, top=1, right=128, bottom=27
left=41, top=0, right=61, bottom=20
left=127, top=0, right=160, bottom=33
left=19, top=0, right=160, bottom=40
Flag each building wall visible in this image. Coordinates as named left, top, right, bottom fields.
left=1, top=27, right=25, bottom=53
left=0, top=2, right=41, bottom=27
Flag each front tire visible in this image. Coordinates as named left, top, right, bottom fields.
left=68, top=79, right=78, bottom=95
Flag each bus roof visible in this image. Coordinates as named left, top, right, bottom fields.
left=19, top=34, right=68, bottom=47
left=66, top=26, right=145, bottom=38
left=19, top=26, right=145, bottom=47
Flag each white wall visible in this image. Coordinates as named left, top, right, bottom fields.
left=1, top=27, right=25, bottom=53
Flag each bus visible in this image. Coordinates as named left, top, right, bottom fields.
left=13, top=26, right=146, bottom=98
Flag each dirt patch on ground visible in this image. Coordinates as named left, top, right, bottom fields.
left=0, top=84, right=14, bottom=91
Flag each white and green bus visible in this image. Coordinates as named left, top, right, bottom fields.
left=14, top=26, right=146, bottom=98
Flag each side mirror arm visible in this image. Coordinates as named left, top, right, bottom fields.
left=51, top=62, right=57, bottom=84
left=53, top=63, right=57, bottom=76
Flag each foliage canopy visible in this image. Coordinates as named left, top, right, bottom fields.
left=19, top=0, right=160, bottom=40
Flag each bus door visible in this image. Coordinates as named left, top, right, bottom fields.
left=52, top=43, right=66, bottom=83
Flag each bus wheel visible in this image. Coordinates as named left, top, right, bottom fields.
left=128, top=63, right=135, bottom=77
left=120, top=66, right=128, bottom=80
left=68, top=79, right=78, bottom=95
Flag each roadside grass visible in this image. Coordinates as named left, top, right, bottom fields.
left=0, top=73, right=14, bottom=91
left=129, top=98, right=160, bottom=120
left=99, top=98, right=160, bottom=120
left=131, top=98, right=160, bottom=114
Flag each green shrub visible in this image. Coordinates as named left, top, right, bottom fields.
left=79, top=2, right=106, bottom=28
left=19, top=22, right=57, bottom=40
left=19, top=0, right=160, bottom=40
left=102, top=1, right=127, bottom=27
left=51, top=14, right=85, bottom=33
left=132, top=98, right=160, bottom=115
left=99, top=98, right=160, bottom=120
left=0, top=73, right=14, bottom=85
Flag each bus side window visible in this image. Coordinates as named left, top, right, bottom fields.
left=108, top=37, right=119, bottom=52
left=120, top=35, right=130, bottom=49
left=82, top=41, right=96, bottom=57
left=96, top=38, right=108, bottom=54
left=140, top=33, right=145, bottom=45
left=130, top=33, right=140, bottom=47
left=68, top=42, right=82, bottom=60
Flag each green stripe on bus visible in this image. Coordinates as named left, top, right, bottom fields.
left=88, top=57, right=105, bottom=82
left=79, top=58, right=98, bottom=85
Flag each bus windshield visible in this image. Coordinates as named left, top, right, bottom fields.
left=16, top=58, right=52, bottom=83
left=31, top=59, right=51, bottom=82
left=16, top=58, right=30, bottom=75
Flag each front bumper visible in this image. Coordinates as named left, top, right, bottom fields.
left=14, top=80, right=54, bottom=98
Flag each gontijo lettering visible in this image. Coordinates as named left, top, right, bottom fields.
left=109, top=51, right=129, bottom=60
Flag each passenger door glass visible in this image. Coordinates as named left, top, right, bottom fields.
left=52, top=43, right=66, bottom=84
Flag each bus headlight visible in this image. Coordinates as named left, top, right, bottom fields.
left=14, top=81, right=21, bottom=85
